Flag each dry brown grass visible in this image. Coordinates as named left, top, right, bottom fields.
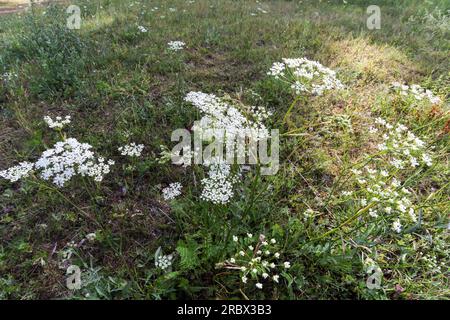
left=327, top=37, right=422, bottom=83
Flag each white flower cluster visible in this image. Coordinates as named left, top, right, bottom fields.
left=339, top=118, right=435, bottom=234
left=137, top=25, right=148, bottom=33
left=184, top=91, right=270, bottom=141
left=44, top=115, right=71, bottom=129
left=167, top=40, right=185, bottom=51
left=34, top=138, right=114, bottom=187
left=155, top=253, right=173, bottom=271
left=85, top=232, right=97, bottom=242
left=373, top=118, right=433, bottom=168
left=184, top=92, right=272, bottom=204
left=392, top=82, right=441, bottom=105
left=200, top=163, right=238, bottom=204
left=0, top=161, right=34, bottom=183
left=392, top=219, right=402, bottom=233
left=268, top=57, right=344, bottom=96
left=162, top=182, right=182, bottom=200
left=118, top=143, right=144, bottom=157
left=346, top=168, right=419, bottom=233
left=221, top=233, right=289, bottom=289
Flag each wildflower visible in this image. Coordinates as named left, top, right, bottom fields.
left=262, top=273, right=269, bottom=279
left=380, top=170, right=389, bottom=177
left=392, top=219, right=402, bottom=233
left=137, top=25, right=148, bottom=33
left=239, top=251, right=245, bottom=256
left=256, top=283, right=263, bottom=289
left=230, top=258, right=236, bottom=263
left=167, top=40, right=185, bottom=51
left=390, top=158, right=404, bottom=169
left=422, top=154, right=432, bottom=166
left=408, top=208, right=417, bottom=222
left=0, top=162, right=34, bottom=182
left=242, top=276, right=248, bottom=283
left=409, top=157, right=419, bottom=167
left=369, top=127, right=378, bottom=134
left=184, top=91, right=270, bottom=142
left=391, top=82, right=441, bottom=105
left=268, top=57, right=344, bottom=96
left=162, top=182, right=182, bottom=200
left=44, top=115, right=71, bottom=129
left=85, top=233, right=96, bottom=242
left=283, top=262, right=291, bottom=269
left=200, top=163, right=237, bottom=204
left=232, top=235, right=238, bottom=242
left=270, top=238, right=276, bottom=244
left=248, top=245, right=254, bottom=250
left=274, top=252, right=280, bottom=258
left=155, top=254, right=173, bottom=270
left=118, top=143, right=144, bottom=157
left=33, top=138, right=114, bottom=187
left=273, top=275, right=279, bottom=283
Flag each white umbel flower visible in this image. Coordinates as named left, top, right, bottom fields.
left=137, top=25, right=148, bottom=33
left=184, top=91, right=270, bottom=142
left=155, top=254, right=173, bottom=270
left=162, top=182, right=182, bottom=200
left=35, top=138, right=114, bottom=187
left=268, top=57, right=344, bottom=96
left=85, top=233, right=96, bottom=242
left=392, top=219, right=402, bottom=233
left=391, top=82, right=441, bottom=105
left=44, top=115, right=71, bottom=129
left=118, top=143, right=144, bottom=157
left=167, top=40, right=185, bottom=51
left=0, top=162, right=34, bottom=182
left=200, top=163, right=237, bottom=204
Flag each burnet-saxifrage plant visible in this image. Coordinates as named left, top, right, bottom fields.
left=0, top=115, right=148, bottom=190
left=268, top=57, right=344, bottom=96
left=151, top=58, right=348, bottom=292
left=217, top=233, right=292, bottom=290
left=264, top=57, right=446, bottom=295
left=1, top=115, right=115, bottom=187
left=391, top=82, right=442, bottom=106
left=160, top=91, right=273, bottom=205
left=338, top=117, right=435, bottom=234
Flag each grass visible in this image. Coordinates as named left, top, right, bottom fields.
left=0, top=0, right=449, bottom=300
